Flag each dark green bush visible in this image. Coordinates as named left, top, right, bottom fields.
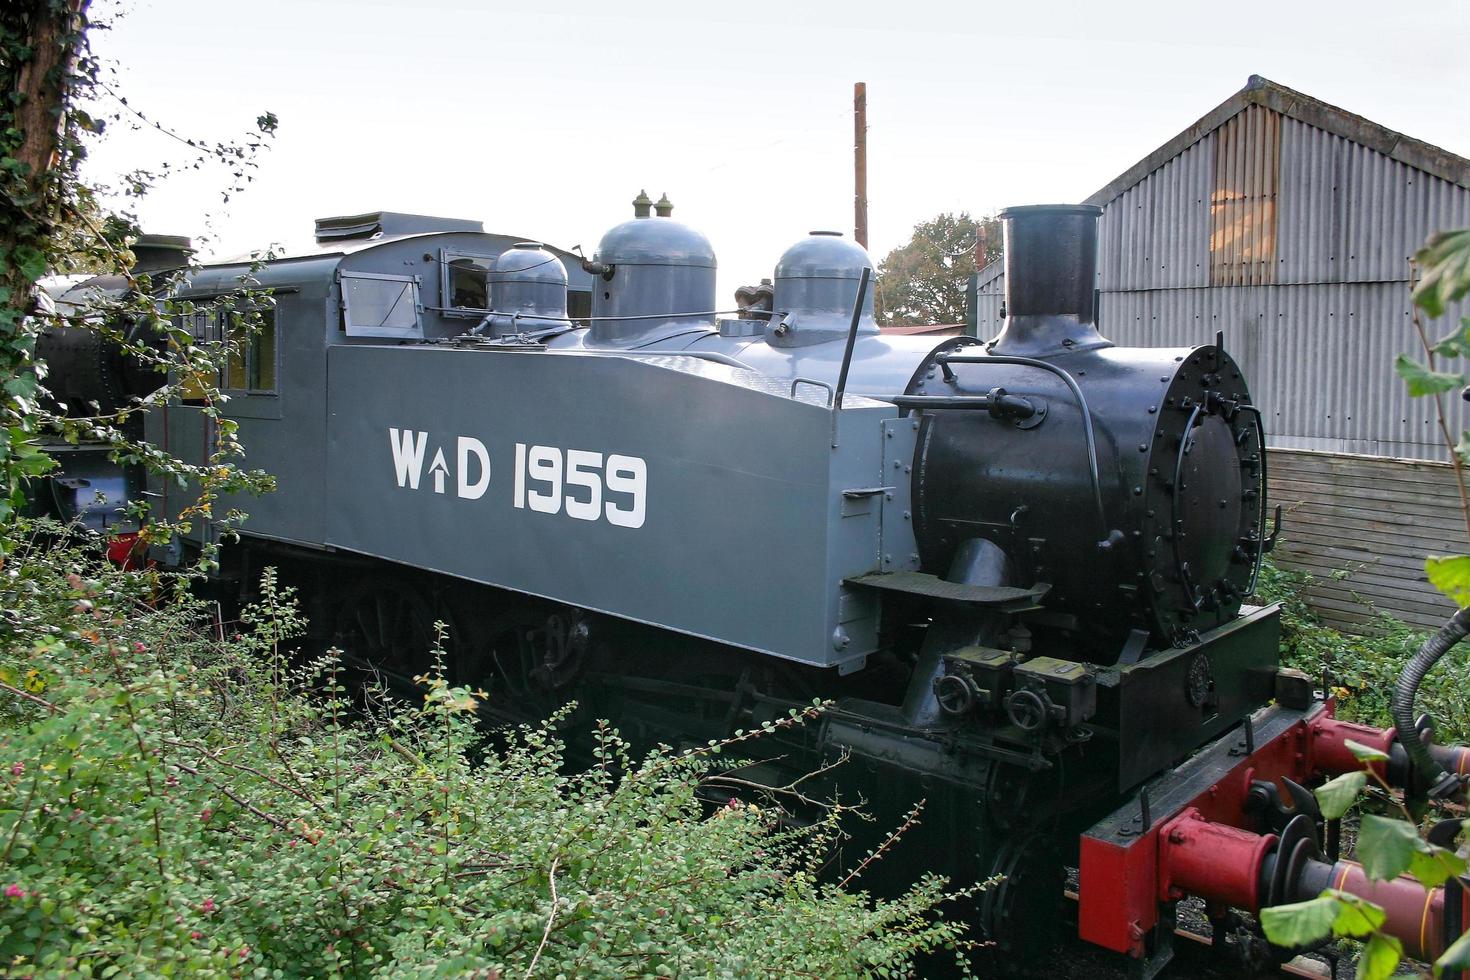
left=0, top=533, right=971, bottom=977
left=1255, top=560, right=1470, bottom=745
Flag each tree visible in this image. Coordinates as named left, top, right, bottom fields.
left=0, top=2, right=93, bottom=534
left=875, top=211, right=1000, bottom=327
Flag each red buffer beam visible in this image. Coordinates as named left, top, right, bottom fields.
left=1080, top=695, right=1469, bottom=962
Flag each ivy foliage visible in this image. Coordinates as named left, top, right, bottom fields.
left=1415, top=230, right=1470, bottom=320
left=0, top=532, right=974, bottom=977
left=1, top=1, right=278, bottom=559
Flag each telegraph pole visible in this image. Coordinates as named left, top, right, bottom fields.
left=854, top=82, right=868, bottom=248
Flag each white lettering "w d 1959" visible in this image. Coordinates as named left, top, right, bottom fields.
left=388, top=428, right=490, bottom=500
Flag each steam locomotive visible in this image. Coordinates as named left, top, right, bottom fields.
left=35, top=199, right=1470, bottom=974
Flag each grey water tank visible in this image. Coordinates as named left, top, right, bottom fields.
left=587, top=210, right=716, bottom=347
left=485, top=242, right=570, bottom=336
left=770, top=231, right=878, bottom=347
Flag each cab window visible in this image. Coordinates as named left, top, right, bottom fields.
left=177, top=302, right=277, bottom=398
left=225, top=306, right=276, bottom=393
left=438, top=249, right=493, bottom=317
left=340, top=272, right=423, bottom=339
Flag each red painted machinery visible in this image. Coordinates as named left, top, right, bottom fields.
left=1079, top=674, right=1470, bottom=976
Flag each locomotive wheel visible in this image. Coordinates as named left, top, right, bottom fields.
left=978, top=833, right=1066, bottom=954
left=476, top=609, right=552, bottom=701
left=332, top=578, right=447, bottom=695
left=451, top=602, right=585, bottom=720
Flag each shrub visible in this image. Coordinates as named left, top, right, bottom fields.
left=0, top=531, right=971, bottom=978
left=1255, top=560, right=1470, bottom=745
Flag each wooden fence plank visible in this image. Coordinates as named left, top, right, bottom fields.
left=1267, top=448, right=1465, bottom=632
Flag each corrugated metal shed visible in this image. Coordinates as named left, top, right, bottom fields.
left=973, top=76, right=1470, bottom=629
left=978, top=77, right=1470, bottom=458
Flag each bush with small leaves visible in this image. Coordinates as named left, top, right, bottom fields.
left=0, top=531, right=975, bottom=978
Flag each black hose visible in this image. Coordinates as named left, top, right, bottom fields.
left=1392, top=607, right=1470, bottom=799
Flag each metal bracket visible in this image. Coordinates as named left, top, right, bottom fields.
left=880, top=417, right=921, bottom=572
left=842, top=486, right=894, bottom=499
left=1118, top=629, right=1152, bottom=667
left=790, top=377, right=834, bottom=407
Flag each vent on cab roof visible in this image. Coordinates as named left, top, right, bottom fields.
left=313, top=211, right=484, bottom=243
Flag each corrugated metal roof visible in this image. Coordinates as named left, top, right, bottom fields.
left=973, top=76, right=1470, bottom=462
left=1087, top=75, right=1470, bottom=209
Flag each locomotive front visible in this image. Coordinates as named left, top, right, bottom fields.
left=908, top=205, right=1269, bottom=653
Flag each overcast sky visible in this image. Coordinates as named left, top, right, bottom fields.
left=83, top=0, right=1470, bottom=297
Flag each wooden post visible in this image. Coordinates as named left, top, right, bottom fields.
left=854, top=82, right=868, bottom=248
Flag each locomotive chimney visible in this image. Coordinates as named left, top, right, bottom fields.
left=130, top=234, right=194, bottom=273
left=990, top=204, right=1109, bottom=357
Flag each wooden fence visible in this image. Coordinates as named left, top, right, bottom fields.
left=1268, top=448, right=1464, bottom=632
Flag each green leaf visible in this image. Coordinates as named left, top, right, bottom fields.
left=1408, top=845, right=1468, bottom=889
left=1329, top=891, right=1387, bottom=937
left=1316, top=771, right=1367, bottom=819
left=1438, top=928, right=1470, bottom=977
left=1433, top=320, right=1470, bottom=358
left=1260, top=894, right=1339, bottom=947
left=3, top=373, right=37, bottom=399
left=1346, top=739, right=1391, bottom=764
left=1358, top=932, right=1403, bottom=980
left=1357, top=815, right=1421, bottom=881
left=13, top=245, right=47, bottom=282
left=1457, top=430, right=1470, bottom=468
left=1415, top=229, right=1470, bottom=319
left=1426, top=555, right=1470, bottom=608
left=1395, top=354, right=1465, bottom=397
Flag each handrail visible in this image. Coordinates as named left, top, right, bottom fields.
left=934, top=351, right=1117, bottom=551
left=1171, top=402, right=1206, bottom=612
left=1235, top=404, right=1272, bottom=595
left=831, top=268, right=872, bottom=447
